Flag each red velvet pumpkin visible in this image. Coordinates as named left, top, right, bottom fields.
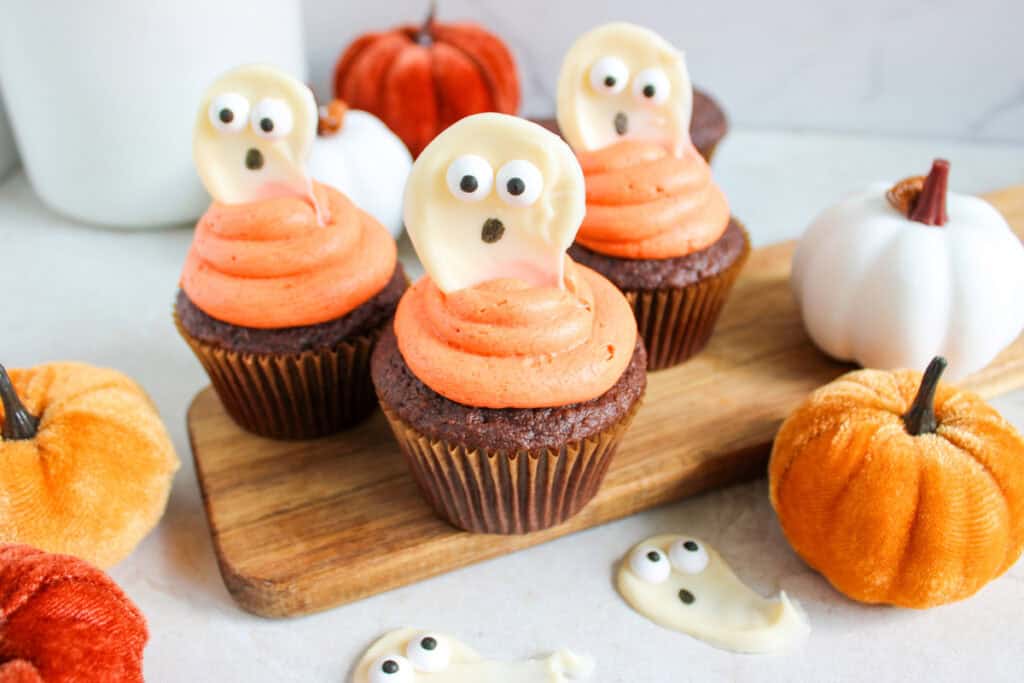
left=333, top=2, right=521, bottom=156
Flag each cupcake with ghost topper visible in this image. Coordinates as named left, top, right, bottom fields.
left=793, top=159, right=1024, bottom=380
left=557, top=23, right=750, bottom=370
left=174, top=64, right=406, bottom=439
left=371, top=113, right=646, bottom=534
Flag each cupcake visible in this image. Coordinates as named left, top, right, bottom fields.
left=175, top=64, right=405, bottom=439
left=556, top=23, right=749, bottom=370
left=372, top=113, right=646, bottom=534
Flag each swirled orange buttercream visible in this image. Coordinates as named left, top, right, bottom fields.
left=576, top=140, right=730, bottom=259
left=394, top=260, right=637, bottom=408
left=181, top=182, right=396, bottom=328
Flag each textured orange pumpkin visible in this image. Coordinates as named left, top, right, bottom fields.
left=0, top=363, right=179, bottom=568
left=770, top=357, right=1024, bottom=608
left=333, top=2, right=520, bottom=156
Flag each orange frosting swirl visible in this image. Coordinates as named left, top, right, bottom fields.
left=576, top=140, right=730, bottom=259
left=395, top=260, right=637, bottom=408
left=181, top=182, right=396, bottom=329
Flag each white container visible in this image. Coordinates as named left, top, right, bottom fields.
left=0, top=1, right=307, bottom=228
left=0, top=94, right=16, bottom=180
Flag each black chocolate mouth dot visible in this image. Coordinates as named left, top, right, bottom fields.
left=684, top=540, right=699, bottom=552
left=679, top=589, right=695, bottom=605
left=614, top=111, right=628, bottom=136
left=245, top=148, right=264, bottom=170
left=481, top=218, right=505, bottom=243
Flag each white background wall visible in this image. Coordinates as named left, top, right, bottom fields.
left=302, top=0, right=1024, bottom=143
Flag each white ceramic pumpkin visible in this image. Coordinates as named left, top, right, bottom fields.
left=792, top=160, right=1024, bottom=381
left=307, top=101, right=412, bottom=237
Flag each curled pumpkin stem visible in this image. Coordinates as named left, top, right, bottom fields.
left=0, top=364, right=39, bottom=440
left=886, top=159, right=950, bottom=227
left=317, top=100, right=349, bottom=136
left=903, top=356, right=948, bottom=436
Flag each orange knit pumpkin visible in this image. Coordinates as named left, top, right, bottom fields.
left=0, top=363, right=179, bottom=568
left=333, top=1, right=520, bottom=156
left=770, top=357, right=1024, bottom=608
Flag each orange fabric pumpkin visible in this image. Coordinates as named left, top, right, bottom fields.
left=0, top=544, right=147, bottom=682
left=0, top=363, right=179, bottom=568
left=333, top=1, right=520, bottom=156
left=770, top=357, right=1024, bottom=608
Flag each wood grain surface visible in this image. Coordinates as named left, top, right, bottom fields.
left=187, top=186, right=1024, bottom=618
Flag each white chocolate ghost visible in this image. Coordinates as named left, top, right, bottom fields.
left=556, top=23, right=693, bottom=156
left=618, top=535, right=809, bottom=654
left=193, top=64, right=319, bottom=213
left=353, top=629, right=594, bottom=683
left=403, top=113, right=585, bottom=293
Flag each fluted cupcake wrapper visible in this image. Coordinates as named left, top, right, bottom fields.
left=175, top=313, right=380, bottom=440
left=626, top=227, right=750, bottom=371
left=380, top=399, right=642, bottom=535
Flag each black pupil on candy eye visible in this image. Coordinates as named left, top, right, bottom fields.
left=679, top=589, right=696, bottom=605
left=219, top=109, right=233, bottom=124
left=684, top=541, right=698, bottom=552
left=646, top=551, right=661, bottom=562
left=382, top=660, right=399, bottom=674
left=460, top=175, right=478, bottom=193
left=506, top=177, right=525, bottom=196
left=421, top=637, right=437, bottom=651
left=260, top=117, right=274, bottom=132
left=643, top=84, right=656, bottom=98
left=604, top=76, right=616, bottom=87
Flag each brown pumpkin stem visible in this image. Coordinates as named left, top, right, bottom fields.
left=415, top=0, right=438, bottom=45
left=903, top=356, right=948, bottom=436
left=886, top=159, right=949, bottom=226
left=0, top=363, right=38, bottom=440
left=317, top=100, right=349, bottom=136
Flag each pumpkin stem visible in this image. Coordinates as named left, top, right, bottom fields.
left=0, top=363, right=38, bottom=440
left=908, top=159, right=950, bottom=226
left=903, top=356, right=948, bottom=436
left=416, top=0, right=437, bottom=45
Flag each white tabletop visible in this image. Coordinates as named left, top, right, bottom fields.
left=2, top=129, right=1022, bottom=682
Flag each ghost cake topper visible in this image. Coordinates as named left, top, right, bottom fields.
left=193, top=64, right=323, bottom=219
left=618, top=535, right=809, bottom=654
left=556, top=22, right=693, bottom=156
left=403, top=113, right=585, bottom=293
left=354, top=628, right=594, bottom=683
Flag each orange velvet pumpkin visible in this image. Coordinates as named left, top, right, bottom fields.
left=333, top=1, right=520, bottom=156
left=0, top=363, right=179, bottom=568
left=770, top=357, right=1024, bottom=608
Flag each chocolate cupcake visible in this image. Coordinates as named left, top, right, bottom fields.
left=175, top=65, right=405, bottom=439
left=556, top=23, right=749, bottom=370
left=373, top=113, right=645, bottom=534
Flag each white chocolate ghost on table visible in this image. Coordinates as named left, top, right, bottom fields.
left=556, top=22, right=693, bottom=156
left=403, top=113, right=585, bottom=293
left=193, top=63, right=321, bottom=216
left=618, top=535, right=809, bottom=654
left=353, top=629, right=594, bottom=683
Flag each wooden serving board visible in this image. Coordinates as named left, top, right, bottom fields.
left=188, top=186, right=1024, bottom=618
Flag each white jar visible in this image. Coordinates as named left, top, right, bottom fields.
left=0, top=1, right=307, bottom=228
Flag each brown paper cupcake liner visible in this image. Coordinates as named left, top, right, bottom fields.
left=175, top=313, right=380, bottom=440
left=380, top=398, right=642, bottom=534
left=626, top=226, right=750, bottom=371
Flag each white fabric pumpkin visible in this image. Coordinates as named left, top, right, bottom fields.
left=792, top=179, right=1024, bottom=381
left=307, top=107, right=412, bottom=237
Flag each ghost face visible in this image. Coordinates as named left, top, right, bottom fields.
left=556, top=23, right=693, bottom=156
left=403, top=113, right=585, bottom=293
left=354, top=629, right=594, bottom=683
left=193, top=64, right=318, bottom=207
left=618, top=535, right=810, bottom=654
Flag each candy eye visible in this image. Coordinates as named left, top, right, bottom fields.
left=250, top=98, right=294, bottom=139
left=589, top=56, right=629, bottom=95
left=633, top=68, right=670, bottom=105
left=496, top=160, right=543, bottom=207
left=208, top=93, right=249, bottom=133
left=629, top=546, right=671, bottom=584
left=446, top=154, right=493, bottom=202
left=669, top=539, right=709, bottom=575
left=406, top=633, right=451, bottom=672
left=369, top=655, right=414, bottom=683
